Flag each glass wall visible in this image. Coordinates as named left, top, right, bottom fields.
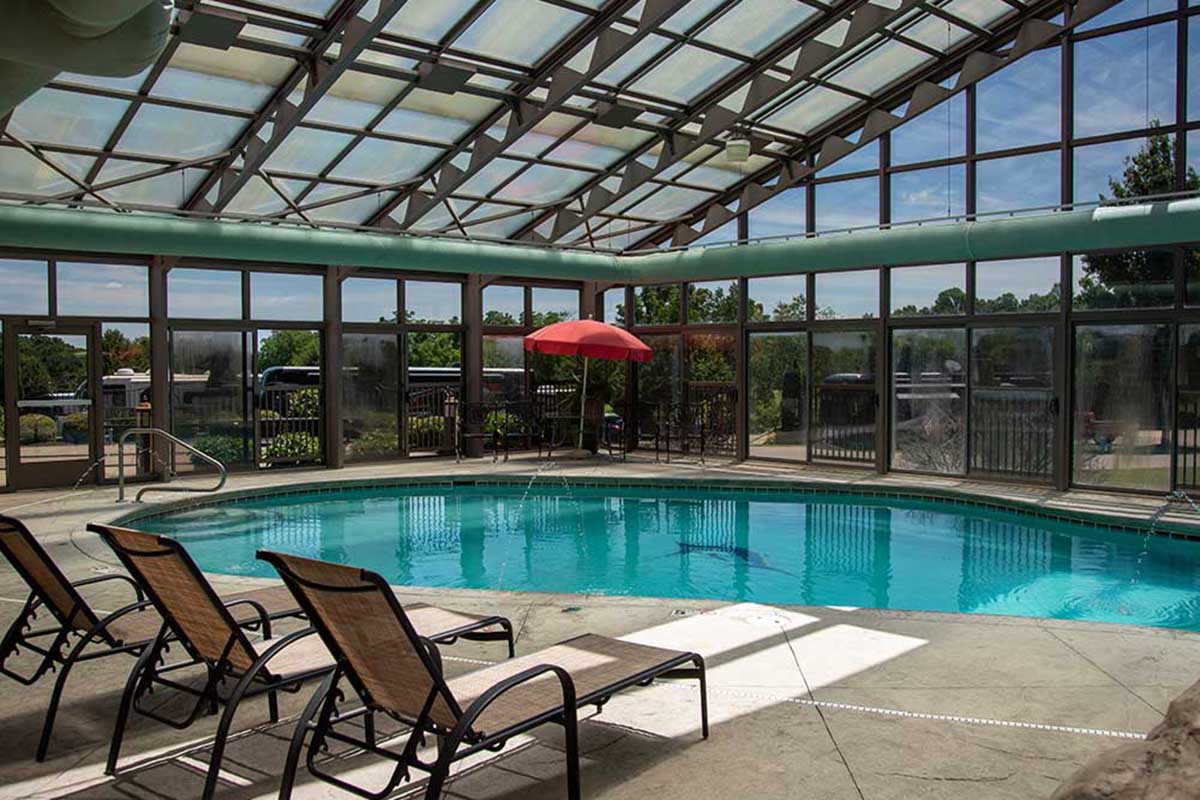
left=749, top=332, right=808, bottom=460
left=1073, top=324, right=1171, bottom=490
left=170, top=330, right=252, bottom=472
left=891, top=329, right=967, bottom=474
left=342, top=332, right=399, bottom=461
left=972, top=326, right=1056, bottom=481
left=811, top=331, right=877, bottom=464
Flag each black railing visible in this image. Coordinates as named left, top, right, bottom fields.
left=406, top=384, right=456, bottom=454
left=811, top=383, right=876, bottom=463
left=259, top=386, right=323, bottom=466
left=1178, top=390, right=1200, bottom=488
left=970, top=389, right=1054, bottom=480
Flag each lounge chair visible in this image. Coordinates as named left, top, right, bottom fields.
left=0, top=514, right=302, bottom=761
left=89, top=523, right=515, bottom=800
left=260, top=550, right=708, bottom=800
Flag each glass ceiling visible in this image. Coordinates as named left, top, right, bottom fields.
left=0, top=0, right=1042, bottom=252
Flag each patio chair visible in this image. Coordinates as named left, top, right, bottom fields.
left=89, top=524, right=515, bottom=800
left=0, top=514, right=303, bottom=762
left=259, top=550, right=708, bottom=800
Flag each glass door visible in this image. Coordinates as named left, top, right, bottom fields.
left=7, top=326, right=99, bottom=489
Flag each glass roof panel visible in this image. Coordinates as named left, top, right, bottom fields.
left=454, top=0, right=587, bottom=66
left=828, top=39, right=930, bottom=95
left=383, top=0, right=480, bottom=42
left=95, top=161, right=207, bottom=208
left=57, top=66, right=152, bottom=92
left=941, top=0, right=1014, bottom=29
left=328, top=138, right=443, bottom=182
left=896, top=14, right=973, bottom=52
left=0, top=148, right=94, bottom=196
left=307, top=192, right=396, bottom=224
left=662, top=0, right=727, bottom=33
left=263, top=127, right=357, bottom=174
left=256, top=0, right=339, bottom=18
left=308, top=92, right=384, bottom=128
left=672, top=160, right=754, bottom=190
left=594, top=33, right=670, bottom=86
left=695, top=0, right=818, bottom=56
left=153, top=67, right=273, bottom=114
left=9, top=88, right=129, bottom=148
left=380, top=89, right=502, bottom=142
left=548, top=137, right=630, bottom=168
left=117, top=104, right=246, bottom=159
left=493, top=164, right=593, bottom=202
left=623, top=185, right=716, bottom=219
left=627, top=45, right=741, bottom=103
left=760, top=85, right=859, bottom=134
left=407, top=200, right=456, bottom=231
left=458, top=157, right=526, bottom=196
left=462, top=203, right=541, bottom=237
left=225, top=174, right=290, bottom=215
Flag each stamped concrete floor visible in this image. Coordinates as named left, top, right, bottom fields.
left=1, top=454, right=1198, bottom=800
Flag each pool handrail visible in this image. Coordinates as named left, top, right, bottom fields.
left=116, top=427, right=226, bottom=503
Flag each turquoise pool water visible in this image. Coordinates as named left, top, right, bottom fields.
left=133, top=484, right=1200, bottom=630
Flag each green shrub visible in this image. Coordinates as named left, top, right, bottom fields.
left=189, top=433, right=247, bottom=467
left=259, top=409, right=281, bottom=421
left=484, top=410, right=519, bottom=439
left=19, top=414, right=57, bottom=444
left=288, top=388, right=321, bottom=418
left=350, top=428, right=399, bottom=459
left=265, top=431, right=321, bottom=462
left=62, top=412, right=90, bottom=444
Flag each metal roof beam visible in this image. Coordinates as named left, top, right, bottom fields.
left=182, top=0, right=412, bottom=213
left=365, top=0, right=690, bottom=231
left=515, top=0, right=914, bottom=243
left=633, top=0, right=1121, bottom=250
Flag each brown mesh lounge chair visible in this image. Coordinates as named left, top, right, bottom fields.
left=0, top=514, right=303, bottom=762
left=260, top=550, right=708, bottom=800
left=88, top=523, right=514, bottom=800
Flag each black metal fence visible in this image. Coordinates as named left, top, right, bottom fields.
left=969, top=389, right=1054, bottom=481
left=259, top=386, right=323, bottom=466
left=1178, top=390, right=1200, bottom=487
left=406, top=384, right=457, bottom=454
left=810, top=383, right=876, bottom=463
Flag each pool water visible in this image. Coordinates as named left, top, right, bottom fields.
left=134, top=484, right=1200, bottom=630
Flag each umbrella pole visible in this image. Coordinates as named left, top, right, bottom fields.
left=577, top=356, right=589, bottom=451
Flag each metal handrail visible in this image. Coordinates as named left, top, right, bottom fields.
left=117, top=428, right=227, bottom=503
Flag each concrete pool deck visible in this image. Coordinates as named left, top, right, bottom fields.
left=1, top=454, right=1198, bottom=799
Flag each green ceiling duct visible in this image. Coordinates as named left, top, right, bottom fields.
left=628, top=198, right=1200, bottom=281
left=0, top=198, right=1196, bottom=284
left=0, top=205, right=623, bottom=281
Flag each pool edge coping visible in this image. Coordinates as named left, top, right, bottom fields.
left=108, top=473, right=1200, bottom=542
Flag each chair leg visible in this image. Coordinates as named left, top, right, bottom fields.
left=201, top=667, right=263, bottom=800
left=35, top=631, right=91, bottom=761
left=563, top=707, right=581, bottom=800
left=279, top=672, right=335, bottom=800
left=695, top=655, right=709, bottom=740
left=107, top=639, right=160, bottom=774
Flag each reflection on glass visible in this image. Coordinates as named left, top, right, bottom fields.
left=407, top=331, right=461, bottom=454
left=749, top=332, right=807, bottom=461
left=603, top=288, right=626, bottom=326
left=342, top=333, right=399, bottom=462
left=1073, top=23, right=1176, bottom=139
left=687, top=280, right=739, bottom=323
left=1073, top=136, right=1148, bottom=205
left=531, top=287, right=578, bottom=325
left=748, top=274, right=807, bottom=322
left=638, top=334, right=681, bottom=408
left=170, top=330, right=251, bottom=472
left=811, top=331, right=876, bottom=463
left=482, top=335, right=525, bottom=402
left=975, top=258, right=1062, bottom=313
left=57, top=262, right=149, bottom=318
left=16, top=333, right=91, bottom=466
left=976, top=151, right=1060, bottom=215
left=101, top=321, right=152, bottom=479
left=972, top=327, right=1056, bottom=480
left=1072, top=250, right=1174, bottom=309
left=250, top=272, right=323, bottom=321
left=1178, top=325, right=1200, bottom=487
left=342, top=277, right=397, bottom=324
left=633, top=285, right=681, bottom=325
left=1073, top=324, right=1170, bottom=490
left=890, top=264, right=965, bottom=316
left=814, top=270, right=878, bottom=319
left=406, top=280, right=461, bottom=324
left=814, top=176, right=879, bottom=232
left=891, top=329, right=966, bottom=474
left=483, top=285, right=524, bottom=326
left=168, top=268, right=242, bottom=319
left=257, top=329, right=323, bottom=466
left=0, top=260, right=49, bottom=316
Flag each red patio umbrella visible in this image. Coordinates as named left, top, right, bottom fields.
left=524, top=319, right=652, bottom=449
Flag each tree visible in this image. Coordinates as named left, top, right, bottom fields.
left=1079, top=129, right=1200, bottom=308
left=258, top=330, right=320, bottom=369
left=101, top=328, right=150, bottom=374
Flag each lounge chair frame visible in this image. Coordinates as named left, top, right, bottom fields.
left=90, top=523, right=514, bottom=800
left=261, top=550, right=707, bottom=800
